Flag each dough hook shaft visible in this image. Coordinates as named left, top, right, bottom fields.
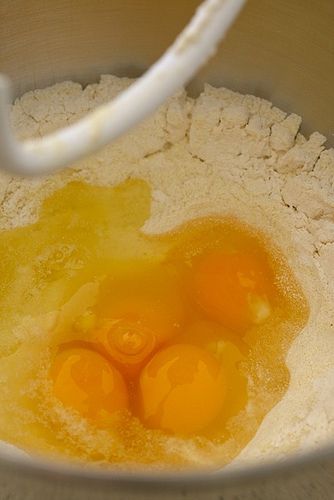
left=0, top=0, right=245, bottom=176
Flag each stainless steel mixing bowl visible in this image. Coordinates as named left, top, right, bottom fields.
left=0, top=1, right=333, bottom=499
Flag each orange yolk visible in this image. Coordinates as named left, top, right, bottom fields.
left=193, top=251, right=273, bottom=333
left=94, top=319, right=157, bottom=377
left=104, top=294, right=183, bottom=343
left=138, top=344, right=226, bottom=435
left=51, top=348, right=129, bottom=425
left=93, top=294, right=184, bottom=376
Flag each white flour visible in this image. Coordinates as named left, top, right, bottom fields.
left=2, top=74, right=334, bottom=464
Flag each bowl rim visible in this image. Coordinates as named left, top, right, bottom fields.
left=0, top=439, right=333, bottom=490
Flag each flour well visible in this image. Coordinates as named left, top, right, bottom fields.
left=1, top=74, right=334, bottom=465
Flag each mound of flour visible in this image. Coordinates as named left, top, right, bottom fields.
left=2, top=74, right=334, bottom=463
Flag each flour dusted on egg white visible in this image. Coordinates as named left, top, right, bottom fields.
left=2, top=74, right=334, bottom=463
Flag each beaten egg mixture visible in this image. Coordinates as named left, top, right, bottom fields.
left=0, top=179, right=308, bottom=467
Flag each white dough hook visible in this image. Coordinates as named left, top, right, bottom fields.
left=0, top=0, right=245, bottom=176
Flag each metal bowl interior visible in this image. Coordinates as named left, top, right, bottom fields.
left=2, top=0, right=334, bottom=143
left=0, top=0, right=334, bottom=493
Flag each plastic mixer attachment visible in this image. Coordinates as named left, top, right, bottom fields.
left=0, top=0, right=245, bottom=176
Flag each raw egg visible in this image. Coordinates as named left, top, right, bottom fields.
left=138, top=344, right=226, bottom=435
left=94, top=318, right=157, bottom=377
left=193, top=250, right=273, bottom=333
left=1, top=180, right=308, bottom=467
left=93, top=291, right=184, bottom=376
left=51, top=347, right=129, bottom=425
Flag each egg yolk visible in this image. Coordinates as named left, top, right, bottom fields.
left=51, top=348, right=129, bottom=425
left=94, top=319, right=157, bottom=377
left=102, top=294, right=184, bottom=343
left=93, top=292, right=184, bottom=377
left=138, top=344, right=226, bottom=435
left=193, top=251, right=273, bottom=333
